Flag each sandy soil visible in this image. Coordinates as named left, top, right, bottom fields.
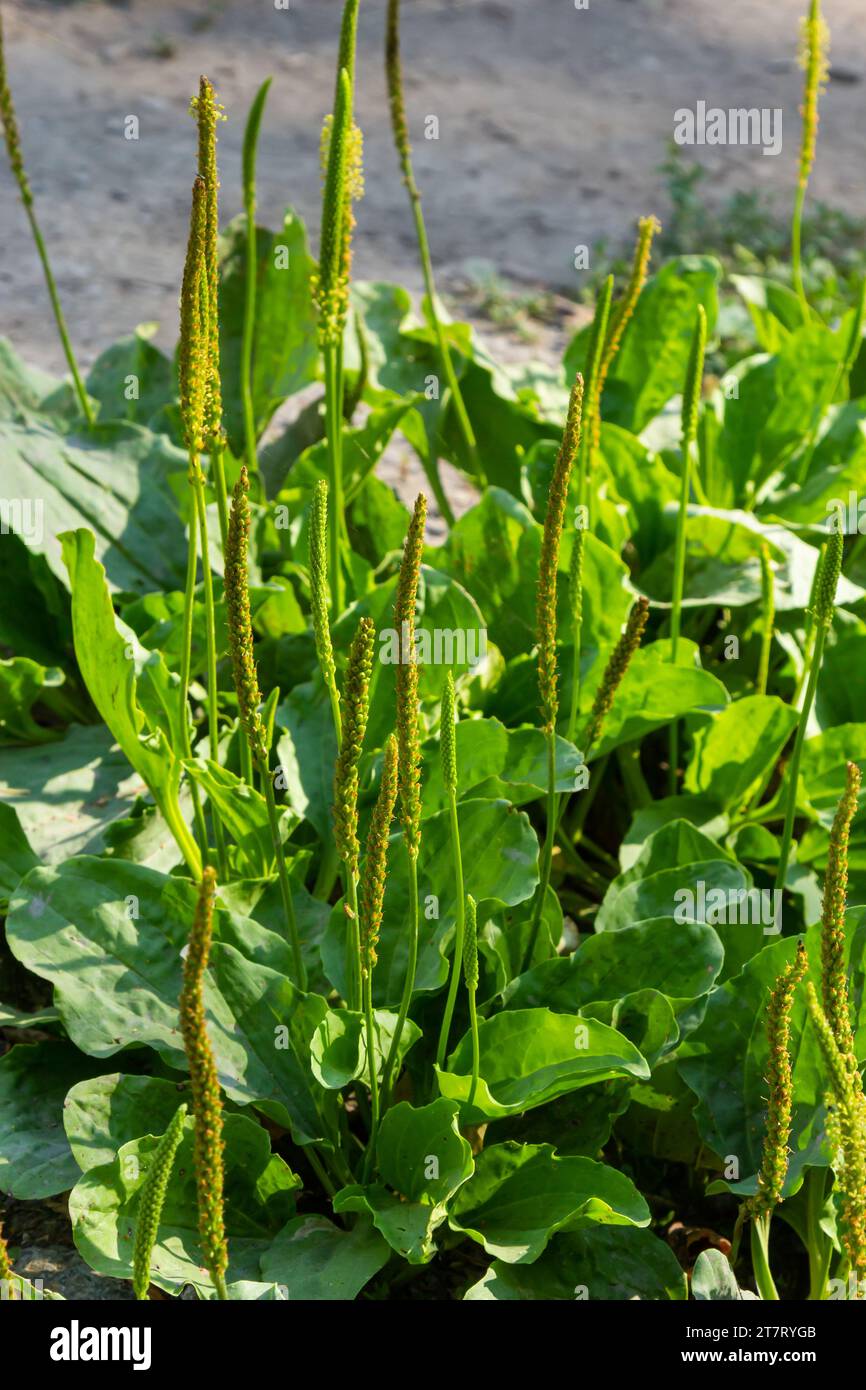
left=1, top=0, right=865, bottom=377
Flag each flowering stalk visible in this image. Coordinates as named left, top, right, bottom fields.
left=669, top=304, right=707, bottom=791
left=435, top=673, right=467, bottom=1068
left=821, top=761, right=862, bottom=1078
left=593, top=217, right=659, bottom=451
left=775, top=529, right=844, bottom=891
left=360, top=733, right=399, bottom=1175
left=807, top=980, right=866, bottom=1289
left=180, top=870, right=228, bottom=1300
left=333, top=615, right=376, bottom=1010
left=463, top=893, right=480, bottom=1108
left=792, top=0, right=829, bottom=315
left=240, top=77, right=272, bottom=477
left=132, top=1103, right=188, bottom=1300
left=380, top=494, right=427, bottom=1107
left=584, top=596, right=650, bottom=754
left=757, top=541, right=775, bottom=696
left=522, top=376, right=583, bottom=973
left=577, top=274, right=614, bottom=504
left=0, top=11, right=93, bottom=425
left=191, top=76, right=229, bottom=551
left=310, top=480, right=343, bottom=742
left=747, top=941, right=808, bottom=1300
left=386, top=0, right=479, bottom=494
left=225, top=468, right=306, bottom=988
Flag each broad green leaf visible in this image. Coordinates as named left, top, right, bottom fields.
left=310, top=1008, right=421, bottom=1089
left=70, top=1113, right=300, bottom=1295
left=448, top=1142, right=648, bottom=1263
left=0, top=804, right=38, bottom=902
left=0, top=656, right=66, bottom=744
left=85, top=325, right=175, bottom=428
left=0, top=1042, right=112, bottom=1198
left=437, top=1007, right=649, bottom=1123
left=184, top=758, right=277, bottom=877
left=465, top=1225, right=687, bottom=1300
left=334, top=1099, right=473, bottom=1264
left=63, top=1073, right=191, bottom=1174
left=259, top=1215, right=389, bottom=1299
left=691, top=1247, right=757, bottom=1300
left=684, top=696, right=799, bottom=811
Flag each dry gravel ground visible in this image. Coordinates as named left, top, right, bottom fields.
left=1, top=0, right=865, bottom=376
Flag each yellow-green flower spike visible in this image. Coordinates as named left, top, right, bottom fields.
left=537, top=373, right=584, bottom=733
left=0, top=10, right=30, bottom=206
left=797, top=0, right=829, bottom=191
left=584, top=596, right=650, bottom=750
left=190, top=76, right=226, bottom=446
left=132, top=1103, right=188, bottom=1300
left=179, top=176, right=209, bottom=459
left=440, top=672, right=457, bottom=795
left=463, top=893, right=478, bottom=993
left=179, top=869, right=228, bottom=1296
left=806, top=979, right=866, bottom=1280
left=360, top=733, right=399, bottom=976
left=395, top=494, right=427, bottom=856
left=310, top=480, right=338, bottom=696
left=594, top=216, right=660, bottom=439
left=315, top=67, right=352, bottom=348
left=813, top=527, right=843, bottom=628
left=225, top=466, right=267, bottom=764
left=821, top=761, right=862, bottom=1079
left=386, top=0, right=412, bottom=184
left=751, top=942, right=809, bottom=1215
left=333, top=616, right=376, bottom=876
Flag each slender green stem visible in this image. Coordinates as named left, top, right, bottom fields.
left=750, top=1210, right=779, bottom=1300
left=361, top=967, right=380, bottom=1181
left=259, top=755, right=307, bottom=989
left=160, top=787, right=203, bottom=879
left=435, top=790, right=467, bottom=1069
left=757, top=544, right=775, bottom=696
left=522, top=727, right=556, bottom=974
left=213, top=1272, right=229, bottom=1302
left=240, top=79, right=271, bottom=477
left=346, top=874, right=362, bottom=1013
left=467, top=987, right=480, bottom=1108
left=806, top=1167, right=833, bottom=1300
left=774, top=623, right=827, bottom=892
left=323, top=343, right=345, bottom=616
left=23, top=205, right=94, bottom=426
left=209, top=442, right=229, bottom=556
left=305, top=1145, right=337, bottom=1200
left=380, top=850, right=419, bottom=1108
left=668, top=445, right=692, bottom=795
left=192, top=479, right=229, bottom=881
left=791, top=182, right=808, bottom=319
left=238, top=723, right=254, bottom=789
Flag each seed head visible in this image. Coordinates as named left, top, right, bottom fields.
left=584, top=596, right=650, bottom=750
left=314, top=68, right=356, bottom=347
left=333, top=616, right=376, bottom=875
left=0, top=11, right=31, bottom=207
left=797, top=0, right=830, bottom=189
left=395, top=494, right=427, bottom=856
left=179, top=869, right=228, bottom=1289
left=750, top=941, right=809, bottom=1215
left=132, top=1103, right=188, bottom=1300
left=812, top=528, right=843, bottom=629
left=190, top=76, right=225, bottom=447
left=594, top=216, right=660, bottom=438
left=821, top=762, right=862, bottom=1081
left=225, top=467, right=267, bottom=763
left=359, top=733, right=399, bottom=976
left=538, top=374, right=583, bottom=732
left=440, top=672, right=458, bottom=796
left=310, top=480, right=338, bottom=694
left=179, top=176, right=209, bottom=459
left=386, top=0, right=415, bottom=187
left=463, top=893, right=478, bottom=993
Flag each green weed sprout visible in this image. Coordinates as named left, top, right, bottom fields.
left=334, top=615, right=376, bottom=1011
left=386, top=0, right=479, bottom=500
left=180, top=870, right=228, bottom=1300
left=668, top=303, right=706, bottom=790
left=226, top=467, right=306, bottom=988
left=435, top=673, right=467, bottom=1068
left=775, top=529, right=844, bottom=891
left=240, top=77, right=272, bottom=476
left=0, top=10, right=93, bottom=425
left=792, top=0, right=829, bottom=315
left=523, top=374, right=583, bottom=972
left=380, top=494, right=427, bottom=1106
left=132, top=1103, right=188, bottom=1300
left=360, top=732, right=400, bottom=1172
